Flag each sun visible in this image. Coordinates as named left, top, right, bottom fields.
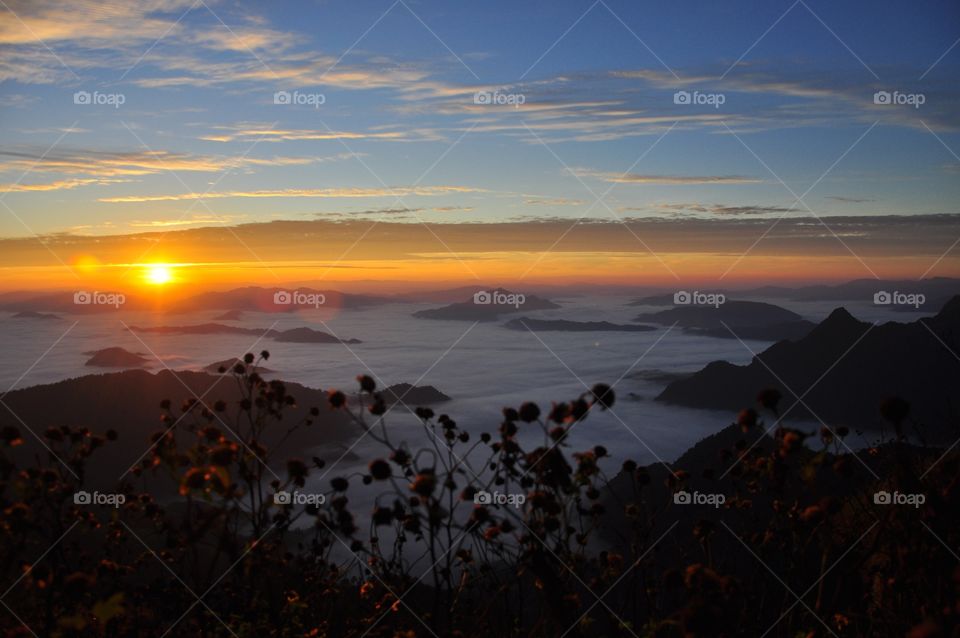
left=145, top=264, right=173, bottom=285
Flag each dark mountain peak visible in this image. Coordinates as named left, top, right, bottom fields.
left=933, top=295, right=960, bottom=323
left=808, top=307, right=865, bottom=339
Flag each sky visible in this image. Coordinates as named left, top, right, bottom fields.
left=0, top=0, right=959, bottom=291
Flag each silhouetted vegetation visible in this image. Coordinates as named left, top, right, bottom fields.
left=1, top=352, right=957, bottom=637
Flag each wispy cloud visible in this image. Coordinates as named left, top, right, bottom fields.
left=199, top=126, right=416, bottom=143
left=571, top=168, right=763, bottom=185
left=652, top=203, right=796, bottom=216
left=826, top=196, right=876, bottom=203
left=524, top=197, right=585, bottom=206
left=1, top=176, right=126, bottom=192
left=100, top=185, right=488, bottom=203
left=0, top=148, right=351, bottom=178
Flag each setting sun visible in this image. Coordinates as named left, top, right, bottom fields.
left=145, top=264, right=173, bottom=285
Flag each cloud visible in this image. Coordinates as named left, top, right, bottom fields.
left=524, top=197, right=585, bottom=206
left=826, top=196, right=876, bottom=203
left=99, top=185, right=488, bottom=203
left=199, top=126, right=414, bottom=143
left=4, top=214, right=958, bottom=268
left=572, top=169, right=763, bottom=185
left=430, top=206, right=474, bottom=213
left=653, top=203, right=796, bottom=216
left=0, top=177, right=125, bottom=192
left=127, top=214, right=246, bottom=228
left=0, top=148, right=350, bottom=178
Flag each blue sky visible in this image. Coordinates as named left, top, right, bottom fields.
left=0, top=0, right=958, bottom=286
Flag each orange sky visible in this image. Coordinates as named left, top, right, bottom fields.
left=1, top=217, right=957, bottom=294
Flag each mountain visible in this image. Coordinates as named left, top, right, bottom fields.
left=84, top=347, right=151, bottom=368
left=272, top=327, right=360, bottom=344
left=633, top=300, right=816, bottom=341
left=131, top=323, right=361, bottom=344
left=0, top=286, right=394, bottom=315
left=657, top=296, right=960, bottom=442
left=0, top=369, right=356, bottom=495
left=413, top=288, right=560, bottom=321
left=213, top=309, right=244, bottom=320
left=626, top=277, right=960, bottom=305
left=381, top=383, right=451, bottom=405
left=503, top=317, right=656, bottom=332
left=11, top=310, right=61, bottom=320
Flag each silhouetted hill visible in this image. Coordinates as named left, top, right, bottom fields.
left=633, top=300, right=816, bottom=341
left=213, top=309, right=245, bottom=320
left=132, top=323, right=360, bottom=344
left=1, top=369, right=355, bottom=495
left=413, top=288, right=560, bottom=321
left=11, top=310, right=61, bottom=320
left=273, top=327, right=360, bottom=344
left=503, top=317, right=656, bottom=332
left=84, top=347, right=151, bottom=368
left=381, top=383, right=451, bottom=405
left=657, top=296, right=960, bottom=442
left=626, top=277, right=960, bottom=305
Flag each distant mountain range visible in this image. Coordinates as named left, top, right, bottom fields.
left=131, top=323, right=361, bottom=344
left=657, top=296, right=960, bottom=442
left=0, top=286, right=395, bottom=315
left=630, top=277, right=960, bottom=308
left=633, top=300, right=817, bottom=341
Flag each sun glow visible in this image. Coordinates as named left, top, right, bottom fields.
left=145, top=264, right=174, bottom=285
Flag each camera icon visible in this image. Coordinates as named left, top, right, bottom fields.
left=274, top=91, right=292, bottom=105
left=873, top=490, right=891, bottom=505
left=473, top=91, right=492, bottom=105
left=873, top=290, right=892, bottom=305
left=273, top=490, right=292, bottom=505
left=273, top=290, right=292, bottom=305
left=74, top=490, right=92, bottom=505
left=473, top=490, right=492, bottom=505
left=73, top=91, right=91, bottom=105
left=473, top=290, right=492, bottom=305
left=74, top=291, right=91, bottom=305
left=873, top=91, right=891, bottom=105
left=673, top=91, right=691, bottom=105
left=673, top=490, right=692, bottom=505
left=673, top=290, right=691, bottom=305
